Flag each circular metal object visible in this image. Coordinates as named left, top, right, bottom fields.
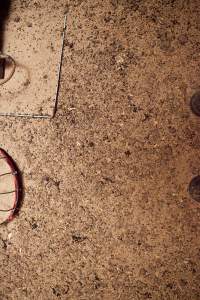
left=0, top=54, right=16, bottom=86
left=0, top=149, right=21, bottom=224
left=189, top=176, right=200, bottom=202
left=190, top=91, right=200, bottom=117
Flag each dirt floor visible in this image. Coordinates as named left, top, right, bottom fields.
left=1, top=0, right=200, bottom=299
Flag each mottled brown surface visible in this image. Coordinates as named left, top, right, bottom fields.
left=1, top=0, right=200, bottom=299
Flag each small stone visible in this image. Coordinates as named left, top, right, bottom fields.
left=88, top=141, right=95, bottom=147
left=32, top=223, right=38, bottom=230
left=72, top=234, right=87, bottom=243
left=125, top=150, right=131, bottom=156
left=178, top=34, right=188, bottom=45
left=14, top=16, right=20, bottom=23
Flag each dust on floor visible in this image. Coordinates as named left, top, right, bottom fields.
left=1, top=0, right=200, bottom=299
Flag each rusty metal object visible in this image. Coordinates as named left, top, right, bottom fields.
left=0, top=54, right=16, bottom=85
left=189, top=176, right=200, bottom=202
left=0, top=58, right=5, bottom=79
left=190, top=91, right=200, bottom=117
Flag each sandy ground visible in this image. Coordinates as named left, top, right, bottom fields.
left=1, top=0, right=200, bottom=299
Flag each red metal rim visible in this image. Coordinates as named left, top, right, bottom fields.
left=0, top=148, right=20, bottom=223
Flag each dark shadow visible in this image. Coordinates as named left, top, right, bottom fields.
left=0, top=0, right=11, bottom=52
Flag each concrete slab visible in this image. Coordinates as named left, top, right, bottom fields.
left=0, top=0, right=65, bottom=117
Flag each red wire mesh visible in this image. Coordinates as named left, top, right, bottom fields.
left=0, top=148, right=21, bottom=223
